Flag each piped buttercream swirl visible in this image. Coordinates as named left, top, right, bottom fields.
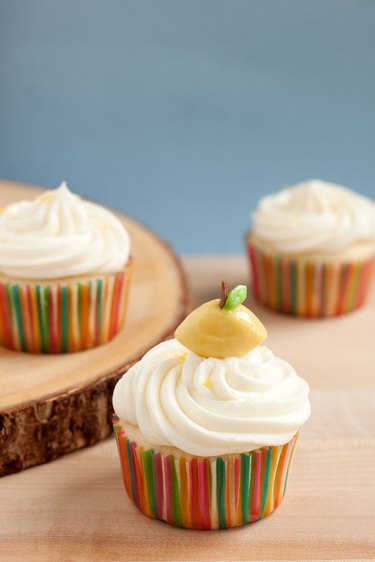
left=0, top=182, right=130, bottom=279
left=113, top=339, right=311, bottom=456
left=251, top=180, right=375, bottom=255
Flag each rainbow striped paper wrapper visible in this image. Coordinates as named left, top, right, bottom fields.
left=247, top=243, right=375, bottom=318
left=0, top=261, right=132, bottom=353
left=113, top=417, right=298, bottom=530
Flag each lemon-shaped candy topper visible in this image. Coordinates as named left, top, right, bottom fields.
left=175, top=281, right=267, bottom=358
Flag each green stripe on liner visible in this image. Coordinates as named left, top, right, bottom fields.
left=259, top=449, right=272, bottom=520
left=126, top=440, right=136, bottom=501
left=170, top=457, right=182, bottom=527
left=61, top=287, right=68, bottom=353
left=142, top=450, right=156, bottom=517
left=10, top=285, right=26, bottom=351
left=289, top=261, right=298, bottom=315
left=42, top=286, right=49, bottom=352
left=240, top=453, right=250, bottom=524
left=216, top=457, right=226, bottom=529
left=36, top=286, right=48, bottom=353
left=96, top=279, right=103, bottom=334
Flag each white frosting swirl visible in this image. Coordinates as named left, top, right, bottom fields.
left=0, top=182, right=130, bottom=279
left=113, top=339, right=311, bottom=456
left=252, top=180, right=375, bottom=255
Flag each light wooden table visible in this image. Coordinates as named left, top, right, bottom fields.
left=1, top=256, right=374, bottom=562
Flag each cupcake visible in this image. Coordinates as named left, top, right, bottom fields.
left=0, top=182, right=132, bottom=353
left=246, top=180, right=375, bottom=317
left=113, top=283, right=310, bottom=529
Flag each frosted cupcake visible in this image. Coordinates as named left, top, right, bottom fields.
left=0, top=182, right=132, bottom=353
left=246, top=180, right=375, bottom=317
left=113, top=284, right=310, bottom=529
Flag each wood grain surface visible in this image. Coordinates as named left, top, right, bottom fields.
left=0, top=181, right=189, bottom=475
left=0, top=256, right=374, bottom=561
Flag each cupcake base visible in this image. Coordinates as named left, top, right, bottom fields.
left=247, top=243, right=374, bottom=318
left=113, top=417, right=299, bottom=530
left=0, top=261, right=132, bottom=353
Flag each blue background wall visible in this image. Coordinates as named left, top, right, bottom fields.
left=1, top=0, right=375, bottom=254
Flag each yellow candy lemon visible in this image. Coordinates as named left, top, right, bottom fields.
left=175, top=284, right=267, bottom=358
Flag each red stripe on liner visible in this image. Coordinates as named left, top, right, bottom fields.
left=197, top=459, right=210, bottom=529
left=0, top=284, right=12, bottom=348
left=164, top=456, right=172, bottom=524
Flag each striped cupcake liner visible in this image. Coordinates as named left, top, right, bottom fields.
left=113, top=418, right=298, bottom=529
left=0, top=261, right=132, bottom=353
left=247, top=243, right=374, bottom=318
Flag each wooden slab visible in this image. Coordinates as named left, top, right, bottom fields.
left=0, top=181, right=190, bottom=476
left=0, top=255, right=374, bottom=561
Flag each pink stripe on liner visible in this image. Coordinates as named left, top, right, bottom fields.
left=189, top=459, right=197, bottom=528
left=198, top=459, right=210, bottom=529
left=0, top=284, right=12, bottom=348
left=228, top=457, right=236, bottom=526
left=164, top=456, right=172, bottom=524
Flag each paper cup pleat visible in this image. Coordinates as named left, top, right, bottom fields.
left=0, top=262, right=132, bottom=353
left=247, top=243, right=374, bottom=317
left=113, top=418, right=298, bottom=530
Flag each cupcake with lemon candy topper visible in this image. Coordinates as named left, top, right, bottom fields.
left=113, top=282, right=310, bottom=529
left=0, top=182, right=132, bottom=353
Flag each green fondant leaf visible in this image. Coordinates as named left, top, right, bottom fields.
left=223, top=285, right=247, bottom=313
